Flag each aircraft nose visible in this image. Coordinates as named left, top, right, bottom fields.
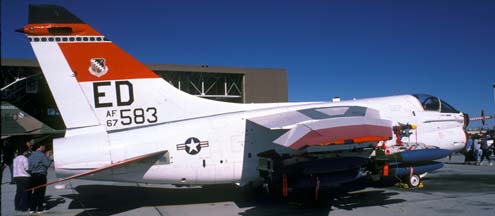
left=462, top=112, right=469, bottom=149
left=463, top=113, right=470, bottom=128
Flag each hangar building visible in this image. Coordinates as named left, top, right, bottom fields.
left=1, top=58, right=288, bottom=130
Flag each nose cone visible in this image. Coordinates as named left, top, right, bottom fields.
left=461, top=129, right=468, bottom=151
left=458, top=112, right=470, bottom=152
left=463, top=113, right=470, bottom=128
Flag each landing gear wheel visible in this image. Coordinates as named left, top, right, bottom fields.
left=407, top=174, right=421, bottom=188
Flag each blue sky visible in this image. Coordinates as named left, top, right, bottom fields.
left=2, top=0, right=494, bottom=128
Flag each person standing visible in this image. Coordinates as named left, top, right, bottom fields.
left=28, top=142, right=51, bottom=213
left=464, top=137, right=474, bottom=164
left=474, top=137, right=482, bottom=166
left=13, top=142, right=31, bottom=212
left=3, top=139, right=16, bottom=184
left=480, top=136, right=493, bottom=166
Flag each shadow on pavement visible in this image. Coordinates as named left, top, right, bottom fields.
left=421, top=174, right=495, bottom=193
left=64, top=184, right=256, bottom=216
left=60, top=184, right=405, bottom=216
left=330, top=190, right=403, bottom=210
left=45, top=195, right=67, bottom=210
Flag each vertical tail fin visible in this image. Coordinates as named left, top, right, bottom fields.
left=20, top=4, right=244, bottom=131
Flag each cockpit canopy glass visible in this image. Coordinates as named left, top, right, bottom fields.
left=413, top=94, right=459, bottom=113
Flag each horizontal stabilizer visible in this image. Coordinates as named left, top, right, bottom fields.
left=27, top=150, right=167, bottom=191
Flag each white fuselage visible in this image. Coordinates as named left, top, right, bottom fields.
left=53, top=94, right=466, bottom=185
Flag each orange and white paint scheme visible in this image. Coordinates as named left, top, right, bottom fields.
left=20, top=5, right=468, bottom=195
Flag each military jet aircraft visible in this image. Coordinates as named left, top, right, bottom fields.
left=18, top=5, right=468, bottom=200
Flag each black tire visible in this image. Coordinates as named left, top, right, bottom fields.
left=407, top=174, right=421, bottom=188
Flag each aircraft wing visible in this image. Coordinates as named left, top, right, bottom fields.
left=250, top=106, right=393, bottom=150
left=1, top=102, right=60, bottom=139
left=27, top=150, right=167, bottom=191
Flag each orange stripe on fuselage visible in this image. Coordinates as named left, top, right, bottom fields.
left=58, top=42, right=160, bottom=82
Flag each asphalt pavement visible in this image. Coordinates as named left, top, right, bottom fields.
left=2, top=154, right=494, bottom=216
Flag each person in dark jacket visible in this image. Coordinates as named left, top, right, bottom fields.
left=480, top=136, right=493, bottom=166
left=2, top=139, right=16, bottom=184
left=28, top=142, right=51, bottom=213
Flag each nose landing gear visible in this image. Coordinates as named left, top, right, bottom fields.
left=398, top=174, right=424, bottom=189
left=407, top=174, right=421, bottom=187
